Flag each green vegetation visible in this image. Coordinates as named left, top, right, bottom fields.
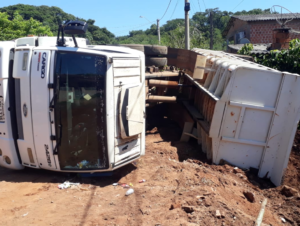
left=238, top=39, right=300, bottom=74
left=237, top=43, right=253, bottom=55
left=0, top=4, right=273, bottom=49
left=0, top=4, right=115, bottom=44
left=0, top=11, right=52, bottom=40
left=116, top=8, right=273, bottom=50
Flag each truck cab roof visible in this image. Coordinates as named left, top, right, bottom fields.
left=12, top=36, right=144, bottom=59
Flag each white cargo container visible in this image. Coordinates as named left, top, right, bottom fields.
left=190, top=48, right=300, bottom=186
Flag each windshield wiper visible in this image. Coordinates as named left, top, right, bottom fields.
left=50, top=73, right=61, bottom=155
left=53, top=123, right=62, bottom=155
left=49, top=75, right=60, bottom=109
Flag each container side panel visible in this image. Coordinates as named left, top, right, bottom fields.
left=221, top=105, right=241, bottom=138
left=239, top=109, right=273, bottom=143
left=217, top=141, right=263, bottom=169
left=230, top=68, right=282, bottom=107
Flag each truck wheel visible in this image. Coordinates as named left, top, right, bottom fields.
left=145, top=57, right=167, bottom=67
left=144, top=45, right=168, bottom=56
left=120, top=44, right=144, bottom=52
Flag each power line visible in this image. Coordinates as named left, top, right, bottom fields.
left=202, top=0, right=206, bottom=11
left=107, top=21, right=154, bottom=29
left=114, top=21, right=154, bottom=35
left=169, top=0, right=179, bottom=20
left=197, top=0, right=202, bottom=12
left=160, top=0, right=172, bottom=21
left=232, top=0, right=245, bottom=11
left=190, top=0, right=196, bottom=15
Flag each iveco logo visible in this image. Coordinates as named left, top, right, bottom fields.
left=23, top=103, right=28, bottom=117
left=41, top=52, right=46, bottom=79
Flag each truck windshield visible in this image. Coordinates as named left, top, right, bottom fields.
left=54, top=52, right=109, bottom=170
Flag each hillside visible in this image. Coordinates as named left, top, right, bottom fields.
left=0, top=4, right=115, bottom=45
left=0, top=4, right=273, bottom=49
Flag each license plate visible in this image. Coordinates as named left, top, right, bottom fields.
left=0, top=96, right=4, bottom=121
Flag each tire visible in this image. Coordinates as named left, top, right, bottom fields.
left=120, top=44, right=144, bottom=52
left=144, top=45, right=168, bottom=56
left=145, top=57, right=168, bottom=67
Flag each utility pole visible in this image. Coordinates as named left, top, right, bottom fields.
left=140, top=16, right=160, bottom=44
left=157, top=19, right=161, bottom=44
left=210, top=10, right=213, bottom=50
left=184, top=0, right=190, bottom=50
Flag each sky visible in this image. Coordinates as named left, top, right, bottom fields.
left=0, top=0, right=299, bottom=37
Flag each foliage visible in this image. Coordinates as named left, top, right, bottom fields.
left=115, top=7, right=272, bottom=50
left=0, top=4, right=276, bottom=49
left=237, top=39, right=300, bottom=74
left=253, top=39, right=300, bottom=74
left=237, top=43, right=253, bottom=55
left=234, top=8, right=271, bottom=16
left=0, top=11, right=52, bottom=40
left=0, top=4, right=115, bottom=45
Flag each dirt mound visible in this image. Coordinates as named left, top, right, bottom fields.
left=0, top=117, right=299, bottom=225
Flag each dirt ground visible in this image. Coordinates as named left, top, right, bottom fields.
left=0, top=108, right=299, bottom=226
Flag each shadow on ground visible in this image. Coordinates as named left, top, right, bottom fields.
left=146, top=103, right=276, bottom=189
left=0, top=163, right=137, bottom=187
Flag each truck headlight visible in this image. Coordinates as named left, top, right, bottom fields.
left=4, top=156, right=11, bottom=165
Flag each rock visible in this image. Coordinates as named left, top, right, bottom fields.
left=281, top=185, right=299, bottom=197
left=236, top=173, right=244, bottom=178
left=233, top=167, right=239, bottom=174
left=196, top=195, right=205, bottom=199
left=219, top=159, right=232, bottom=166
left=215, top=210, right=221, bottom=218
left=182, top=206, right=194, bottom=213
left=170, top=203, right=181, bottom=210
left=204, top=199, right=212, bottom=207
left=233, top=180, right=237, bottom=186
left=243, top=191, right=255, bottom=203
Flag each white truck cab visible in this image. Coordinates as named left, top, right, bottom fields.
left=0, top=21, right=145, bottom=172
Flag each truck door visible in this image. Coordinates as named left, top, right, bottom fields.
left=113, top=58, right=145, bottom=165
left=12, top=47, right=40, bottom=168
left=30, top=50, right=57, bottom=170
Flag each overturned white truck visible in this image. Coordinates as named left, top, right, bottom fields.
left=0, top=21, right=145, bottom=172
left=184, top=48, right=300, bottom=186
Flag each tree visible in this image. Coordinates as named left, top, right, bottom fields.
left=0, top=4, right=115, bottom=45
left=0, top=11, right=53, bottom=41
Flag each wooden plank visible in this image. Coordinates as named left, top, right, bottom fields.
left=197, top=119, right=210, bottom=135
left=182, top=101, right=204, bottom=120
left=167, top=48, right=179, bottom=67
left=145, top=71, right=179, bottom=79
left=180, top=122, right=194, bottom=142
left=193, top=55, right=207, bottom=80
left=206, top=137, right=213, bottom=160
left=197, top=122, right=202, bottom=145
left=198, top=90, right=204, bottom=115
left=167, top=103, right=194, bottom=130
left=201, top=128, right=207, bottom=153
left=203, top=95, right=209, bottom=121
left=209, top=99, right=216, bottom=123
left=183, top=132, right=199, bottom=140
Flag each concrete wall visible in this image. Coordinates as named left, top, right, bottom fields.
left=250, top=20, right=300, bottom=43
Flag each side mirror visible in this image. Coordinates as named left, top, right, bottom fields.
left=57, top=20, right=88, bottom=47
left=64, top=20, right=88, bottom=35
